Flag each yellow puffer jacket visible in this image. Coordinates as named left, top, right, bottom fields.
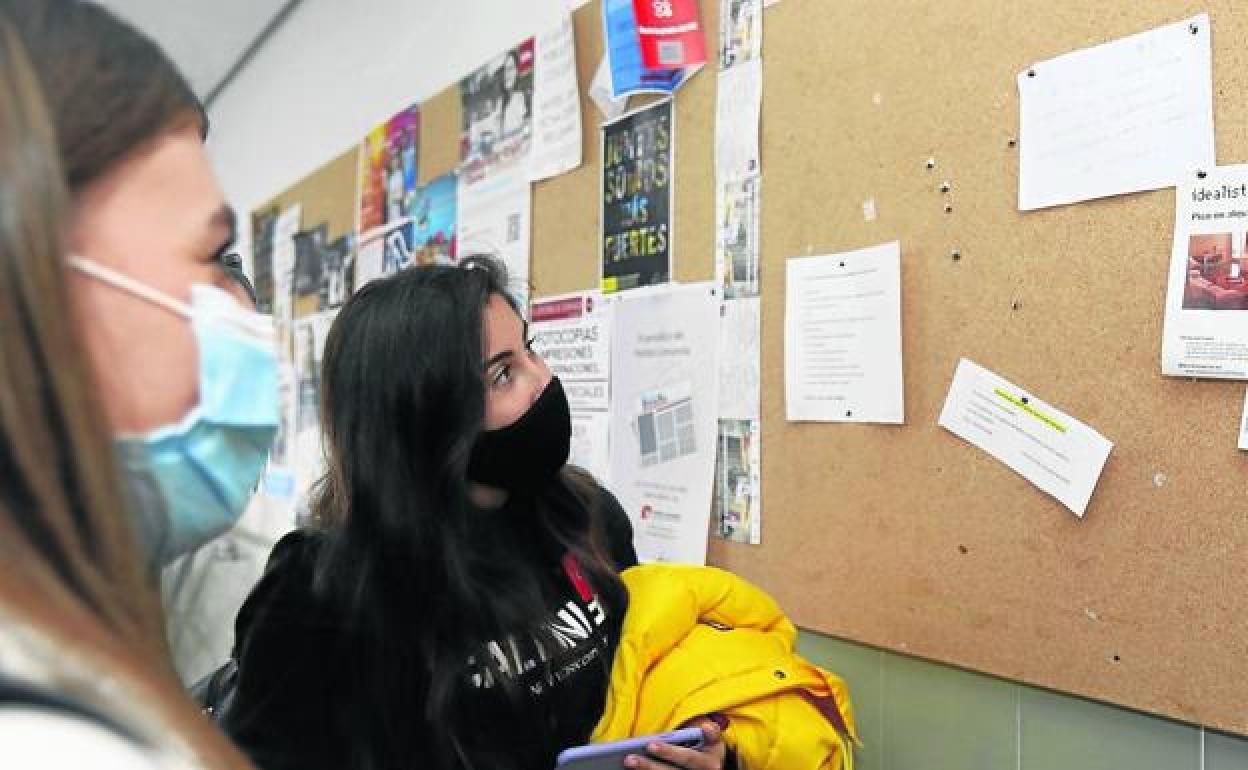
left=591, top=564, right=858, bottom=770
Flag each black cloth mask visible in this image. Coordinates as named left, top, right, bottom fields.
left=467, top=376, right=571, bottom=495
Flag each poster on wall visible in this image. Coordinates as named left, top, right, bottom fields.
left=719, top=0, right=762, bottom=68
left=458, top=167, right=531, bottom=305
left=410, top=172, right=459, bottom=266
left=602, top=0, right=704, bottom=97
left=1162, top=165, right=1248, bottom=379
left=715, top=175, right=760, bottom=299
left=250, top=206, right=279, bottom=313
left=632, top=0, right=707, bottom=70
left=460, top=38, right=536, bottom=181
left=530, top=15, right=583, bottom=182
left=292, top=310, right=337, bottom=502
left=359, top=104, right=420, bottom=235
left=530, top=291, right=613, bottom=483
left=291, top=224, right=328, bottom=319
left=608, top=283, right=721, bottom=564
left=601, top=98, right=673, bottom=293
left=711, top=418, right=761, bottom=545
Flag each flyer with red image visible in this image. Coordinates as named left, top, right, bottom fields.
left=632, top=0, right=706, bottom=70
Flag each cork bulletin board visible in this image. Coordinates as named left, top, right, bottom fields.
left=260, top=0, right=1248, bottom=733
left=701, top=0, right=1248, bottom=734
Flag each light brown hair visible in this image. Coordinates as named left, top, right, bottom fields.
left=0, top=0, right=247, bottom=765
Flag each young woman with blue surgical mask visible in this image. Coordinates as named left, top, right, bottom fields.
left=0, top=0, right=271, bottom=766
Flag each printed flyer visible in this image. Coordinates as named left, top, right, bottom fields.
left=601, top=99, right=673, bottom=293
left=1162, top=165, right=1248, bottom=379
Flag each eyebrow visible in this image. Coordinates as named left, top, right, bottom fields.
left=482, top=320, right=529, bottom=371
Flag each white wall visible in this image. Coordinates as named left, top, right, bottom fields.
left=167, top=0, right=591, bottom=684
left=207, top=0, right=591, bottom=266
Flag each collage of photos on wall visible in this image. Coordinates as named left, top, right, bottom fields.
left=359, top=104, right=421, bottom=275
left=459, top=38, right=535, bottom=180
left=1183, top=232, right=1248, bottom=309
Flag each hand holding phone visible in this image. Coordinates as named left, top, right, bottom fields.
left=555, top=726, right=706, bottom=769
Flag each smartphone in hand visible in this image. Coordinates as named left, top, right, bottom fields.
left=555, top=727, right=706, bottom=769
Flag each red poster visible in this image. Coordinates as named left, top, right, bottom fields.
left=632, top=0, right=707, bottom=70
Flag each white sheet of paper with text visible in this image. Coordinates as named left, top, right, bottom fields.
left=785, top=241, right=903, bottom=423
left=1018, top=13, right=1213, bottom=211
left=608, top=284, right=720, bottom=564
left=529, top=16, right=583, bottom=182
left=938, top=359, right=1113, bottom=517
left=1161, top=164, right=1248, bottom=379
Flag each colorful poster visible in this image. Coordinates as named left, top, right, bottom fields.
left=359, top=104, right=420, bottom=234
left=633, top=0, right=707, bottom=70
left=602, top=0, right=702, bottom=97
left=711, top=418, right=761, bottom=544
left=381, top=223, right=416, bottom=276
left=410, top=172, right=459, bottom=266
left=460, top=39, right=536, bottom=180
left=601, top=99, right=673, bottom=293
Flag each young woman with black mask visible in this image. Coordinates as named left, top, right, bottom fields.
left=222, top=258, right=728, bottom=770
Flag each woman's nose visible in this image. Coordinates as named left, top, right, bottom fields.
left=529, top=359, right=552, bottom=405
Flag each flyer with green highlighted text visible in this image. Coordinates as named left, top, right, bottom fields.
left=938, top=359, right=1113, bottom=518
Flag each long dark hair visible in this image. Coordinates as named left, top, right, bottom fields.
left=0, top=0, right=246, bottom=765
left=309, top=257, right=625, bottom=768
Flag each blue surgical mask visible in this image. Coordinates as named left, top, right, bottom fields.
left=69, top=257, right=280, bottom=567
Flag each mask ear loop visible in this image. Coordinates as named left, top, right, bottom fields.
left=67, top=256, right=193, bottom=320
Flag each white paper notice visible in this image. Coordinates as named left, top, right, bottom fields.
left=785, top=241, right=903, bottom=423
left=530, top=16, right=583, bottom=182
left=1161, top=164, right=1248, bottom=379
left=1017, top=13, right=1213, bottom=211
left=590, top=56, right=629, bottom=120
left=353, top=236, right=385, bottom=291
left=530, top=291, right=612, bottom=482
left=457, top=167, right=532, bottom=305
left=718, top=297, right=761, bottom=420
left=715, top=59, right=762, bottom=180
left=938, top=359, right=1113, bottom=517
left=609, top=284, right=721, bottom=564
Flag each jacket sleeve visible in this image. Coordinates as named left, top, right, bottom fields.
left=221, top=531, right=346, bottom=770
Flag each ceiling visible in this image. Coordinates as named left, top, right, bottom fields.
left=93, top=0, right=295, bottom=104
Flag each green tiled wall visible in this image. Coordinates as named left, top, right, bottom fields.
left=797, top=632, right=1248, bottom=770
